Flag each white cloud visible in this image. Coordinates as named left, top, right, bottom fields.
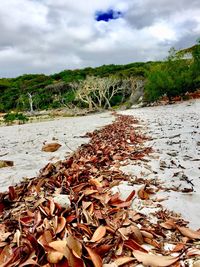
left=0, top=0, right=199, bottom=77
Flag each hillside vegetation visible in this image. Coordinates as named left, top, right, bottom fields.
left=0, top=41, right=199, bottom=113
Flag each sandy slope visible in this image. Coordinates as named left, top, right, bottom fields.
left=120, top=99, right=200, bottom=228
left=0, top=99, right=199, bottom=228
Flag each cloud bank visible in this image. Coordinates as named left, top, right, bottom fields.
left=0, top=0, right=199, bottom=77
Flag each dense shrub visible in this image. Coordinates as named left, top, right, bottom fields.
left=3, top=112, right=28, bottom=125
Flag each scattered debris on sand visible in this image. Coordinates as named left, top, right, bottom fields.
left=0, top=114, right=199, bottom=266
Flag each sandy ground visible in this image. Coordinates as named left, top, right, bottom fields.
left=0, top=112, right=114, bottom=192
left=120, top=99, right=200, bottom=228
left=0, top=99, right=200, bottom=228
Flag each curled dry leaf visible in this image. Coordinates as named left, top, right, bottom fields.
left=186, top=248, right=200, bottom=257
left=160, top=220, right=176, bottom=230
left=132, top=250, right=180, bottom=267
left=85, top=246, right=102, bottom=267
left=49, top=198, right=55, bottom=216
left=13, top=229, right=21, bottom=247
left=125, top=190, right=135, bottom=202
left=91, top=225, right=106, bottom=242
left=137, top=185, right=149, bottom=200
left=77, top=223, right=92, bottom=237
left=171, top=243, right=185, bottom=253
left=140, top=230, right=154, bottom=239
left=177, top=226, right=200, bottom=239
left=42, top=143, right=61, bottom=152
left=56, top=217, right=66, bottom=234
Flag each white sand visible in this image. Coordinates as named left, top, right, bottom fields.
left=0, top=100, right=199, bottom=228
left=120, top=99, right=200, bottom=228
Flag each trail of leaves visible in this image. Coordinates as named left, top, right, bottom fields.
left=0, top=114, right=199, bottom=266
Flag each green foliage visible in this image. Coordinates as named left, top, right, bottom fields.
left=144, top=40, right=200, bottom=102
left=3, top=112, right=28, bottom=125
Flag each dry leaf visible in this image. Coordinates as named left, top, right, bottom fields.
left=42, top=143, right=61, bottom=152
left=114, top=256, right=135, bottom=266
left=193, top=260, right=200, bottom=267
left=124, top=239, right=147, bottom=253
left=47, top=251, right=64, bottom=263
left=137, top=186, right=149, bottom=200
left=132, top=250, right=180, bottom=266
left=85, top=246, right=102, bottom=267
left=91, top=225, right=106, bottom=242
left=177, top=226, right=200, bottom=239
left=66, top=235, right=82, bottom=258
left=56, top=217, right=66, bottom=234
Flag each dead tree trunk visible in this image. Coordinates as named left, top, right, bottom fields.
left=27, top=93, right=34, bottom=113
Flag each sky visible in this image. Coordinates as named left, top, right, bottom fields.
left=0, top=0, right=200, bottom=77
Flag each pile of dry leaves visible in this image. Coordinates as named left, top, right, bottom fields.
left=0, top=114, right=200, bottom=267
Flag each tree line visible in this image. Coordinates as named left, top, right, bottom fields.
left=0, top=40, right=199, bottom=113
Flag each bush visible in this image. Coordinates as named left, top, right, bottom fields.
left=3, top=112, right=28, bottom=125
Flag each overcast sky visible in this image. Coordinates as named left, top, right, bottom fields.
left=0, top=0, right=200, bottom=77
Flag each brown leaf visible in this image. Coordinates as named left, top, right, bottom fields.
left=91, top=225, right=106, bottom=242
left=193, top=260, right=200, bottom=267
left=137, top=186, right=149, bottom=200
left=140, top=230, right=154, bottom=239
left=49, top=198, right=55, bottom=216
left=143, top=237, right=160, bottom=248
left=0, top=225, right=11, bottom=242
left=177, top=226, right=200, bottom=239
left=124, top=239, right=147, bottom=253
left=42, top=143, right=61, bottom=152
left=132, top=250, right=180, bottom=266
left=85, top=246, right=102, bottom=267
left=56, top=217, right=66, bottom=234
left=171, top=243, right=185, bottom=253
left=125, top=190, right=135, bottom=202
left=95, top=244, right=113, bottom=256
left=114, top=256, right=135, bottom=266
left=186, top=248, right=200, bottom=257
left=83, top=189, right=98, bottom=196
left=38, top=230, right=53, bottom=247
left=112, top=200, right=132, bottom=208
left=49, top=240, right=68, bottom=257
left=77, top=223, right=92, bottom=237
left=0, top=245, right=12, bottom=265
left=160, top=220, right=176, bottom=230
left=0, top=160, right=14, bottom=168
left=89, top=178, right=102, bottom=187
left=66, top=235, right=82, bottom=258
left=118, top=225, right=143, bottom=244
left=8, top=186, right=16, bottom=201
left=47, top=251, right=64, bottom=264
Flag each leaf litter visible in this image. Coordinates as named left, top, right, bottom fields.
left=0, top=114, right=199, bottom=266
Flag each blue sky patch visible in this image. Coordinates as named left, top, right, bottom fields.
left=95, top=9, right=122, bottom=22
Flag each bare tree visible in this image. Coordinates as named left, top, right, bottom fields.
left=27, top=92, right=34, bottom=113
left=127, top=77, right=145, bottom=107
left=76, top=76, right=127, bottom=110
